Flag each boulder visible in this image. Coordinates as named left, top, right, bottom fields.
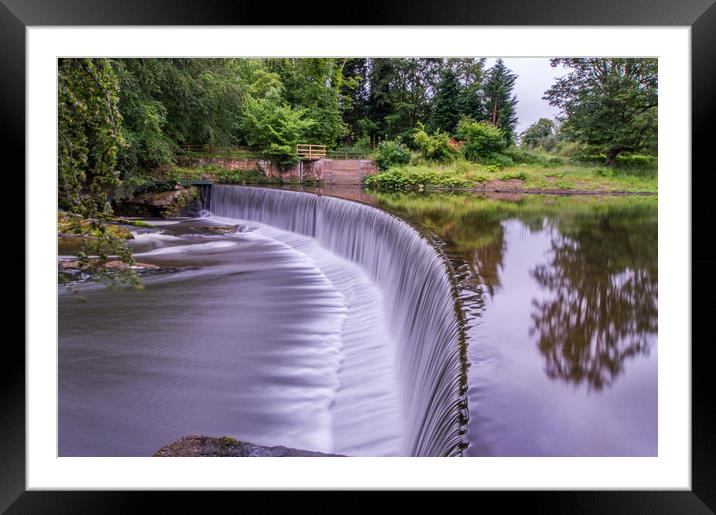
left=153, top=435, right=343, bottom=457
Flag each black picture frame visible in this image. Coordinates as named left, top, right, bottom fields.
left=3, top=0, right=714, bottom=512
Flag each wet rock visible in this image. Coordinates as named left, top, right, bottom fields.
left=204, top=225, right=239, bottom=235
left=132, top=189, right=184, bottom=208
left=59, top=260, right=80, bottom=270
left=125, top=186, right=202, bottom=218
left=58, top=259, right=160, bottom=271
left=153, top=435, right=343, bottom=457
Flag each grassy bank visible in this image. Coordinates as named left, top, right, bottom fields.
left=364, top=160, right=657, bottom=194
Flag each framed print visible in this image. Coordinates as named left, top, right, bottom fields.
left=3, top=0, right=715, bottom=511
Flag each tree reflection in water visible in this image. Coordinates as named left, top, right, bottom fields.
left=371, top=192, right=657, bottom=390
left=530, top=212, right=658, bottom=390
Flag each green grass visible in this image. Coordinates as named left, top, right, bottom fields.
left=364, top=159, right=657, bottom=193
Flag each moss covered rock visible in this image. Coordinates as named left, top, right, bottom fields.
left=153, top=435, right=343, bottom=457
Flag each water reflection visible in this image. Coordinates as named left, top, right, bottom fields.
left=368, top=191, right=657, bottom=455
left=530, top=211, right=658, bottom=390
left=370, top=192, right=657, bottom=391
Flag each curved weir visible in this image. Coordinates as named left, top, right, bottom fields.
left=210, top=185, right=467, bottom=456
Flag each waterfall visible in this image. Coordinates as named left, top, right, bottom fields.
left=210, top=185, right=467, bottom=456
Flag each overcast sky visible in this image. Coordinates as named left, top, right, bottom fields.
left=485, top=58, right=570, bottom=136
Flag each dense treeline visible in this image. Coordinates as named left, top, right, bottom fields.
left=58, top=56, right=659, bottom=204
left=59, top=58, right=522, bottom=183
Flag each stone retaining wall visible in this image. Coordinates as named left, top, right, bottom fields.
left=177, top=157, right=376, bottom=185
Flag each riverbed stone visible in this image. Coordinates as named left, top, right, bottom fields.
left=153, top=435, right=343, bottom=457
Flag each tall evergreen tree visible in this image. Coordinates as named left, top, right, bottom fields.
left=365, top=58, right=398, bottom=144
left=449, top=58, right=487, bottom=120
left=339, top=58, right=370, bottom=146
left=483, top=59, right=519, bottom=145
left=429, top=67, right=463, bottom=134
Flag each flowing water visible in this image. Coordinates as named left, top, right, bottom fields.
left=59, top=186, right=466, bottom=456
left=58, top=186, right=657, bottom=457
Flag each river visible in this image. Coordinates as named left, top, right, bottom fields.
left=58, top=186, right=657, bottom=457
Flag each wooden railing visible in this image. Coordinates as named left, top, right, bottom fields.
left=326, top=149, right=371, bottom=160
left=296, top=144, right=327, bottom=159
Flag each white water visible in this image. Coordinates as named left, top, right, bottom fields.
left=210, top=186, right=467, bottom=456
left=58, top=187, right=466, bottom=457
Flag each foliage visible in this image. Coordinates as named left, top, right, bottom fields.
left=365, top=166, right=470, bottom=191
left=482, top=59, right=519, bottom=145
left=58, top=58, right=141, bottom=289
left=456, top=118, right=508, bottom=162
left=482, top=153, right=514, bottom=168
left=429, top=67, right=463, bottom=134
left=544, top=58, right=658, bottom=166
left=412, top=126, right=459, bottom=163
left=520, top=118, right=558, bottom=150
left=216, top=169, right=271, bottom=185
left=166, top=164, right=273, bottom=185
left=616, top=153, right=657, bottom=169
left=161, top=187, right=201, bottom=217
left=372, top=139, right=412, bottom=170
left=238, top=95, right=314, bottom=166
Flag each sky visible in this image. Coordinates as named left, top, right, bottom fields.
left=485, top=58, right=570, bottom=136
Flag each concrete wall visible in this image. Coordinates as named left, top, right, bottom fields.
left=322, top=159, right=377, bottom=185
left=177, top=157, right=376, bottom=185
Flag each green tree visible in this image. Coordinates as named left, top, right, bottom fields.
left=520, top=118, right=556, bottom=149
left=58, top=58, right=140, bottom=288
left=366, top=58, right=445, bottom=143
left=338, top=58, right=370, bottom=146
left=483, top=59, right=519, bottom=145
left=544, top=58, right=658, bottom=166
left=429, top=67, right=463, bottom=134
left=449, top=58, right=487, bottom=121
left=112, top=59, right=175, bottom=182
left=267, top=58, right=346, bottom=146
left=238, top=95, right=315, bottom=166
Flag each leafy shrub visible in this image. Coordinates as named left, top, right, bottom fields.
left=594, top=167, right=615, bottom=178
left=554, top=141, right=591, bottom=159
left=503, top=146, right=551, bottom=165
left=482, top=153, right=514, bottom=168
left=372, top=139, right=411, bottom=170
left=364, top=170, right=410, bottom=190
left=500, top=170, right=528, bottom=181
left=353, top=135, right=373, bottom=153
left=364, top=166, right=469, bottom=191
left=545, top=156, right=566, bottom=167
left=217, top=169, right=269, bottom=185
left=577, top=152, right=608, bottom=164
left=456, top=119, right=507, bottom=162
left=616, top=153, right=657, bottom=168
left=265, top=143, right=298, bottom=167
left=412, top=127, right=459, bottom=163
